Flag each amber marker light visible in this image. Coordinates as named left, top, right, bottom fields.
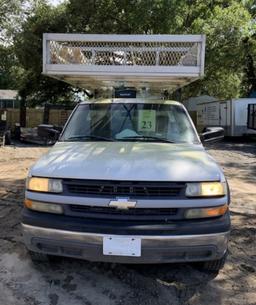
left=185, top=204, right=228, bottom=219
left=24, top=198, right=63, bottom=214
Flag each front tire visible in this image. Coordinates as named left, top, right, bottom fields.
left=28, top=250, right=50, bottom=262
left=3, top=132, right=11, bottom=145
left=202, top=252, right=227, bottom=272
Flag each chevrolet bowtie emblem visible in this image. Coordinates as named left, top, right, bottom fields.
left=109, top=198, right=137, bottom=210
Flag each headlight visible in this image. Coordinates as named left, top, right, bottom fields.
left=24, top=199, right=63, bottom=214
left=185, top=182, right=226, bottom=197
left=26, top=177, right=63, bottom=193
left=185, top=204, right=228, bottom=219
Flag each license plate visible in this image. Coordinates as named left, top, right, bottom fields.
left=103, top=236, right=141, bottom=257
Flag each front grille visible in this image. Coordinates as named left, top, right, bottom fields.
left=70, top=205, right=178, bottom=215
left=63, top=179, right=185, bottom=198
left=68, top=205, right=179, bottom=221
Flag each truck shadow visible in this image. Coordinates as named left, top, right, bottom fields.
left=7, top=140, right=52, bottom=148
left=206, top=139, right=256, bottom=158
left=124, top=262, right=219, bottom=302
left=40, top=256, right=221, bottom=305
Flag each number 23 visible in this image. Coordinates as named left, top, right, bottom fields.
left=142, top=121, right=152, bottom=129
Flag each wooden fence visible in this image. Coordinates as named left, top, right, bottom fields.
left=3, top=108, right=73, bottom=131
left=0, top=107, right=199, bottom=131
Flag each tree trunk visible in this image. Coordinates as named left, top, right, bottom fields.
left=19, top=98, right=26, bottom=127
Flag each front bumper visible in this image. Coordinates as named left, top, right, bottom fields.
left=22, top=223, right=229, bottom=264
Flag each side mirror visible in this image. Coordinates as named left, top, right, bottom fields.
left=200, top=127, right=224, bottom=143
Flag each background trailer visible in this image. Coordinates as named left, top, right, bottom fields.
left=197, top=98, right=256, bottom=137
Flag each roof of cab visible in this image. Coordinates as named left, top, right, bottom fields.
left=80, top=98, right=183, bottom=106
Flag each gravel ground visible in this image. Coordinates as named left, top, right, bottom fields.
left=0, top=140, right=255, bottom=305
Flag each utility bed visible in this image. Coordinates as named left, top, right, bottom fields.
left=43, top=34, right=205, bottom=91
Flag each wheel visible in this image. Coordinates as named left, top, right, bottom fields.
left=28, top=250, right=60, bottom=263
left=28, top=250, right=50, bottom=262
left=3, top=132, right=11, bottom=145
left=202, top=252, right=227, bottom=272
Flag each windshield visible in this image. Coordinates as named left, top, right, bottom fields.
left=61, top=103, right=199, bottom=144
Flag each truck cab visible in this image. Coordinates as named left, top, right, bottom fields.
left=22, top=34, right=230, bottom=271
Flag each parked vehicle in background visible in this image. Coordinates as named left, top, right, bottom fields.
left=0, top=119, right=11, bottom=146
left=197, top=98, right=256, bottom=137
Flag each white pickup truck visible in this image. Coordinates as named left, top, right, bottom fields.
left=22, top=34, right=230, bottom=271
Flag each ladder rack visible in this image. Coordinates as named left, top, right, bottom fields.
left=43, top=33, right=205, bottom=92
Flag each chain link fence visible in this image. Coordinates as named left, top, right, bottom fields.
left=49, top=40, right=199, bottom=67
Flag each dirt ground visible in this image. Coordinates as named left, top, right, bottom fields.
left=0, top=140, right=255, bottom=305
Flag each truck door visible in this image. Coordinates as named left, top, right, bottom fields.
left=220, top=102, right=227, bottom=126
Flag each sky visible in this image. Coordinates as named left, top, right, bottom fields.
left=49, top=0, right=65, bottom=6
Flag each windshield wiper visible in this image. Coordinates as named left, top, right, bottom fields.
left=119, top=136, right=175, bottom=143
left=64, top=135, right=115, bottom=142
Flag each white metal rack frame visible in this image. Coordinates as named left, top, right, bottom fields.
left=43, top=33, right=205, bottom=91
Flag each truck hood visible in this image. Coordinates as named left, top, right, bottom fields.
left=30, top=142, right=223, bottom=182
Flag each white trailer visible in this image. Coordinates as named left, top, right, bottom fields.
left=197, top=98, right=256, bottom=137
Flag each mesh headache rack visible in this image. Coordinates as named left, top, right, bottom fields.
left=43, top=33, right=205, bottom=91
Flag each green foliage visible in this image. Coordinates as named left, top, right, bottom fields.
left=0, top=0, right=31, bottom=89
left=0, top=0, right=255, bottom=103
left=0, top=0, right=28, bottom=44
left=0, top=0, right=21, bottom=29
left=183, top=1, right=254, bottom=99
left=13, top=1, right=74, bottom=104
left=0, top=44, right=21, bottom=89
left=66, top=0, right=183, bottom=34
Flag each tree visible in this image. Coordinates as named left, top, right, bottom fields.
left=13, top=1, right=75, bottom=105
left=181, top=1, right=254, bottom=99
left=0, top=45, right=14, bottom=88
left=1, top=0, right=255, bottom=103
left=0, top=0, right=47, bottom=90
left=240, top=0, right=256, bottom=97
left=66, top=0, right=184, bottom=34
left=242, top=35, right=256, bottom=96
left=0, top=0, right=29, bottom=44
